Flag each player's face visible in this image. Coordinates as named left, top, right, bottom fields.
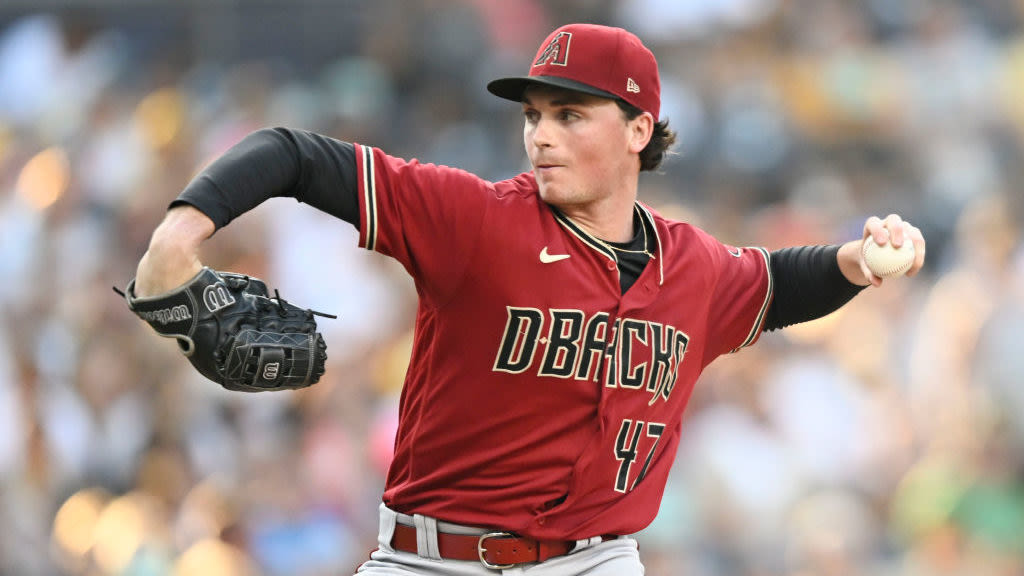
left=522, top=87, right=647, bottom=210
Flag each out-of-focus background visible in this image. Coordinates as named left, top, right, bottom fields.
left=1, top=0, right=1022, bottom=574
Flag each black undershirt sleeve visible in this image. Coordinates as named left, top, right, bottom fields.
left=762, top=244, right=867, bottom=332
left=171, top=127, right=360, bottom=229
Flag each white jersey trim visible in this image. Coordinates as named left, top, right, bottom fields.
left=361, top=144, right=378, bottom=251
left=551, top=207, right=617, bottom=262
left=732, top=247, right=772, bottom=352
left=635, top=203, right=664, bottom=285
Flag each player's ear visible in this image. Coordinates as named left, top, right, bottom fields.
left=628, top=112, right=654, bottom=155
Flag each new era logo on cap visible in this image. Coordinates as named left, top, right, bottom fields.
left=487, top=23, right=661, bottom=119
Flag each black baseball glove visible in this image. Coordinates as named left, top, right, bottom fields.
left=117, top=267, right=333, bottom=392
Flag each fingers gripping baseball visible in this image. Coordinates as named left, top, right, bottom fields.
left=860, top=214, right=926, bottom=286
left=119, top=267, right=334, bottom=392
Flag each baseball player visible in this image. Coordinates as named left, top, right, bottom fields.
left=129, top=23, right=926, bottom=575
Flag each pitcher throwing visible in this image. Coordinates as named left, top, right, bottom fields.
left=126, top=23, right=926, bottom=575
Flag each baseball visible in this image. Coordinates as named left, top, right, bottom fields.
left=862, top=237, right=915, bottom=278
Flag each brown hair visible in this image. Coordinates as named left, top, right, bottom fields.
left=617, top=100, right=676, bottom=172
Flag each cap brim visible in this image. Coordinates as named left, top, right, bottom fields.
left=487, top=75, right=619, bottom=103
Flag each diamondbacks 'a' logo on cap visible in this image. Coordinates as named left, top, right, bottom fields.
left=533, top=31, right=572, bottom=67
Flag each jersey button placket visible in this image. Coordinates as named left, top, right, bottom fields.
left=605, top=260, right=616, bottom=271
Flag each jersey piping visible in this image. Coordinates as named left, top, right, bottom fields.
left=733, top=246, right=772, bottom=351
left=361, top=144, right=378, bottom=251
left=635, top=203, right=665, bottom=285
left=551, top=208, right=616, bottom=262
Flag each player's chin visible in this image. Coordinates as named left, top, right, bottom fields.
left=536, top=181, right=552, bottom=199
left=537, top=182, right=570, bottom=205
left=538, top=187, right=567, bottom=208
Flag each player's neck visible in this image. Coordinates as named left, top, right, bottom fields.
left=556, top=193, right=638, bottom=243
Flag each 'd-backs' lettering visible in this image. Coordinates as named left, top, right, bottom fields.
left=492, top=306, right=689, bottom=404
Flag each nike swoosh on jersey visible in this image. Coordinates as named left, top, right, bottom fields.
left=539, top=247, right=571, bottom=264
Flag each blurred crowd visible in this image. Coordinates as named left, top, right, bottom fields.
left=1, top=0, right=1023, bottom=575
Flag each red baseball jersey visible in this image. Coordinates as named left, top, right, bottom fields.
left=354, top=144, right=773, bottom=540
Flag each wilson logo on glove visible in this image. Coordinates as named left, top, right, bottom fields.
left=263, top=362, right=280, bottom=380
left=138, top=304, right=192, bottom=325
left=115, top=268, right=335, bottom=392
left=203, top=283, right=236, bottom=312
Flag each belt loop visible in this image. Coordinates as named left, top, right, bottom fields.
left=378, top=503, right=398, bottom=552
left=537, top=540, right=556, bottom=562
left=570, top=536, right=604, bottom=555
left=413, top=514, right=442, bottom=560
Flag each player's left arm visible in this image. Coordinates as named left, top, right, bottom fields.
left=763, top=213, right=926, bottom=332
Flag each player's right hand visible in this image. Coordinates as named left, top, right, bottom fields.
left=859, top=213, right=926, bottom=285
left=135, top=205, right=216, bottom=297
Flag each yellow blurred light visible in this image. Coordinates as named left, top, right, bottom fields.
left=178, top=480, right=236, bottom=543
left=173, top=539, right=255, bottom=576
left=1001, top=39, right=1024, bottom=129
left=135, top=88, right=186, bottom=150
left=373, top=328, right=414, bottom=394
left=52, top=488, right=111, bottom=558
left=0, top=122, right=11, bottom=163
left=890, top=456, right=969, bottom=541
left=91, top=492, right=154, bottom=574
left=16, top=146, right=70, bottom=210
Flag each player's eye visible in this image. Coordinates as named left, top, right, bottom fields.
left=523, top=109, right=540, bottom=123
left=558, top=109, right=580, bottom=121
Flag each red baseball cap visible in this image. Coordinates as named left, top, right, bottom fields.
left=488, top=23, right=661, bottom=119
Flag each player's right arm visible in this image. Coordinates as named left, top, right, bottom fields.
left=133, top=127, right=361, bottom=297
left=134, top=205, right=214, bottom=297
left=134, top=127, right=491, bottom=303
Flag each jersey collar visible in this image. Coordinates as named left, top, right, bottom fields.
left=634, top=202, right=665, bottom=286
left=551, top=202, right=665, bottom=286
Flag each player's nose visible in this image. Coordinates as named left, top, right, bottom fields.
left=528, top=117, right=555, bottom=149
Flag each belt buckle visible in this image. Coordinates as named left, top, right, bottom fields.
left=477, top=532, right=515, bottom=570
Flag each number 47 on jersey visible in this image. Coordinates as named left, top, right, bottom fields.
left=614, top=419, right=665, bottom=493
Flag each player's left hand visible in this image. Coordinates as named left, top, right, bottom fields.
left=858, top=214, right=926, bottom=287
left=118, top=267, right=333, bottom=392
